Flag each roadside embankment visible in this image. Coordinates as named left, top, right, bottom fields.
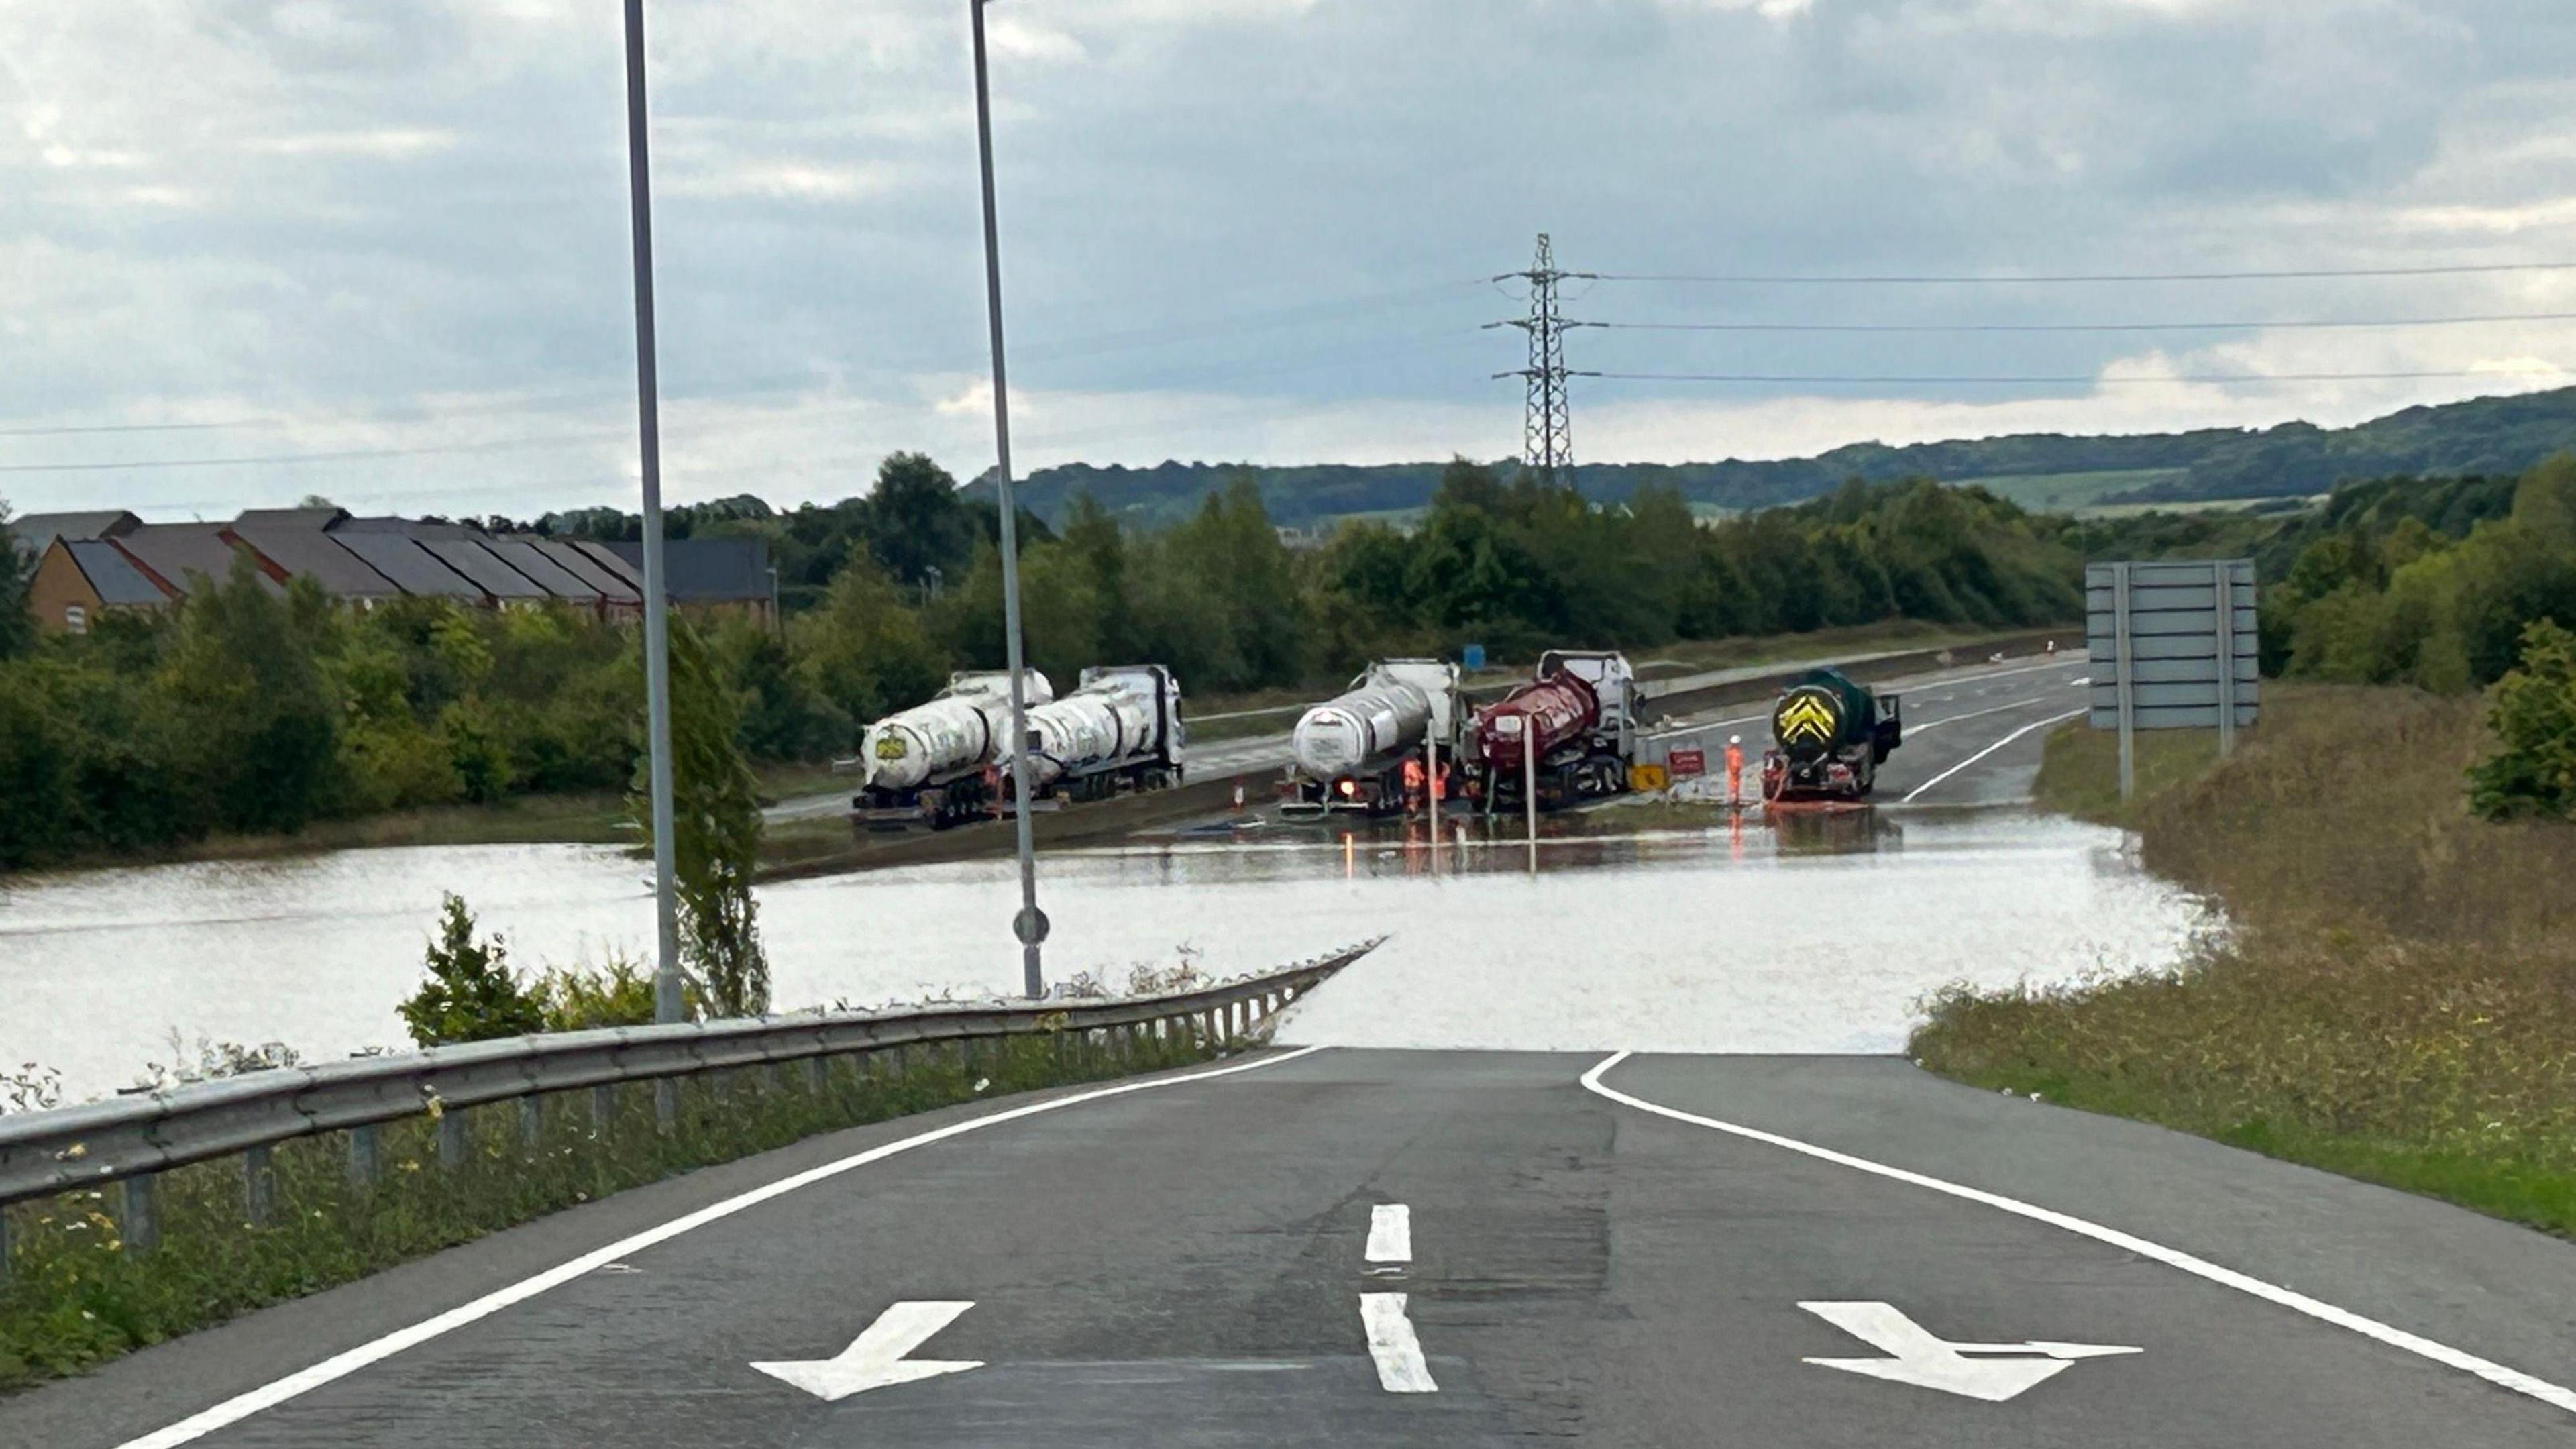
left=1911, top=682, right=2576, bottom=1236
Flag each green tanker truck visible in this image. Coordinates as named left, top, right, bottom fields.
left=1760, top=667, right=1903, bottom=801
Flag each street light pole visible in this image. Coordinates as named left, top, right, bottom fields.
left=621, top=0, right=683, bottom=1025
left=970, top=0, right=1046, bottom=998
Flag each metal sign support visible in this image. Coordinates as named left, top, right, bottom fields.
left=2113, top=561, right=2137, bottom=802
left=2212, top=559, right=2237, bottom=759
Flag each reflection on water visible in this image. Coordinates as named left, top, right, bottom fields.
left=1, top=809, right=2208, bottom=1098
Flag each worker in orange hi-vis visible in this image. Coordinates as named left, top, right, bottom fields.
left=1401, top=755, right=1426, bottom=813
left=1725, top=735, right=1745, bottom=807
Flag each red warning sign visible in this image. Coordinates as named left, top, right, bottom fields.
left=1668, top=748, right=1707, bottom=778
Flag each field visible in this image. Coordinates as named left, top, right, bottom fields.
left=1912, top=683, right=2576, bottom=1236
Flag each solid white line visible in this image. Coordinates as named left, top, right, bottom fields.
left=1366, top=1203, right=1413, bottom=1263
left=1578, top=1053, right=2576, bottom=1419
left=1900, top=707, right=2085, bottom=803
left=113, top=1046, right=1332, bottom=1449
left=1360, top=1292, right=1440, bottom=1393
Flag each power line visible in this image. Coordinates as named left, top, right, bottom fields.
left=1585, top=261, right=2576, bottom=285
left=1582, top=310, right=2576, bottom=335
left=1591, top=367, right=2565, bottom=385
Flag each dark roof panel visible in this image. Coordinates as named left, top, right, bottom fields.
left=601, top=537, right=771, bottom=602
left=333, top=515, right=485, bottom=541
left=330, top=533, right=483, bottom=598
left=481, top=540, right=598, bottom=602
left=111, top=525, right=278, bottom=597
left=518, top=538, right=639, bottom=603
left=233, top=506, right=350, bottom=532
left=422, top=539, right=547, bottom=600
left=10, top=511, right=140, bottom=551
left=569, top=539, right=645, bottom=590
left=66, top=539, right=172, bottom=605
left=230, top=525, right=400, bottom=598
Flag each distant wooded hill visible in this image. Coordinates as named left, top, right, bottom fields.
left=967, top=385, right=2576, bottom=529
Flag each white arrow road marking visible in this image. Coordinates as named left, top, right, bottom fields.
left=751, top=1301, right=984, bottom=1402
left=1799, top=1302, right=2138, bottom=1403
left=1580, top=1053, right=2576, bottom=1419
left=1366, top=1203, right=1413, bottom=1264
left=1360, top=1292, right=1439, bottom=1393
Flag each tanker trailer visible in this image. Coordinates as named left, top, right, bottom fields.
left=1279, top=659, right=1462, bottom=817
left=853, top=670, right=1053, bottom=828
left=1471, top=667, right=1633, bottom=811
left=1760, top=667, right=1902, bottom=802
left=999, top=664, right=1186, bottom=804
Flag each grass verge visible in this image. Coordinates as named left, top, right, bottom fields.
left=0, top=1024, right=1229, bottom=1395
left=1913, top=682, right=2576, bottom=1237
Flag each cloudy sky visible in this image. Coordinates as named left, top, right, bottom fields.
left=8, top=0, right=2576, bottom=520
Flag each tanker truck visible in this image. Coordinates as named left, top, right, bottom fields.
left=1760, top=667, right=1902, bottom=802
left=1278, top=659, right=1464, bottom=817
left=1470, top=649, right=1640, bottom=811
left=998, top=665, right=1187, bottom=804
left=853, top=670, right=1053, bottom=829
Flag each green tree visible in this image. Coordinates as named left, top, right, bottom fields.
left=794, top=551, right=947, bottom=731
left=398, top=893, right=545, bottom=1046
left=867, top=452, right=978, bottom=591
left=2468, top=619, right=2576, bottom=821
left=0, top=497, right=36, bottom=661
left=157, top=555, right=340, bottom=835
left=635, top=619, right=771, bottom=1017
left=0, top=662, right=78, bottom=868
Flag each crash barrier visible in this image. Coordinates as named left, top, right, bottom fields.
left=0, top=941, right=1379, bottom=1270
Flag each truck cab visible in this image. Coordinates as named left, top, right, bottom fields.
left=1536, top=649, right=1638, bottom=754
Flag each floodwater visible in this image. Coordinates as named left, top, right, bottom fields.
left=0, top=810, right=2210, bottom=1100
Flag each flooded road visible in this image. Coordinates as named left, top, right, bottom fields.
left=1, top=808, right=2206, bottom=1099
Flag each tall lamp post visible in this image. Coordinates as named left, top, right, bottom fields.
left=971, top=0, right=1047, bottom=998
left=621, top=0, right=683, bottom=1025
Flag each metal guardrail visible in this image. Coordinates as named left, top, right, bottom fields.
left=0, top=941, right=1379, bottom=1224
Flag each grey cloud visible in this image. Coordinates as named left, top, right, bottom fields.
left=8, top=0, right=2576, bottom=517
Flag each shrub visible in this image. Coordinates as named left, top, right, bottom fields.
left=396, top=894, right=545, bottom=1046
left=2469, top=619, right=2576, bottom=822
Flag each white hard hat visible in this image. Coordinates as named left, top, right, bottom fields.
left=1729, top=734, right=1741, bottom=745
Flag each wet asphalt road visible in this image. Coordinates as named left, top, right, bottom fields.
left=14, top=1049, right=2573, bottom=1448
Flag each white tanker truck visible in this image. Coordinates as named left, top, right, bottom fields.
left=1278, top=659, right=1464, bottom=817
left=853, top=670, right=1051, bottom=829
left=1000, top=665, right=1187, bottom=804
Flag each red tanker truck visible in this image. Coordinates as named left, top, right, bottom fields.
left=1469, top=649, right=1639, bottom=811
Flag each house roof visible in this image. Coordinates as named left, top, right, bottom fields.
left=65, top=539, right=173, bottom=606
left=111, top=525, right=280, bottom=597
left=516, top=537, right=639, bottom=604
left=601, top=537, right=772, bottom=602
left=233, top=506, right=350, bottom=532
left=421, top=538, right=547, bottom=600
left=333, top=515, right=486, bottom=541
left=330, top=533, right=484, bottom=599
left=10, top=510, right=140, bottom=552
left=480, top=539, right=599, bottom=602
left=229, top=524, right=401, bottom=598
left=568, top=539, right=646, bottom=591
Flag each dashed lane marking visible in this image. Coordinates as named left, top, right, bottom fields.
left=1367, top=1203, right=1413, bottom=1264
left=1360, top=1293, right=1439, bottom=1393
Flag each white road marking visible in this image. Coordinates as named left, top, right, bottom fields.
left=1579, top=1053, right=2576, bottom=1419
left=1904, top=696, right=2076, bottom=737
left=1900, top=708, right=2085, bottom=803
left=751, top=1301, right=983, bottom=1402
left=1799, top=1301, right=2138, bottom=1403
left=111, top=1046, right=1332, bottom=1449
left=1643, top=658, right=2087, bottom=743
left=1366, top=1203, right=1413, bottom=1264
left=1360, top=1292, right=1440, bottom=1393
